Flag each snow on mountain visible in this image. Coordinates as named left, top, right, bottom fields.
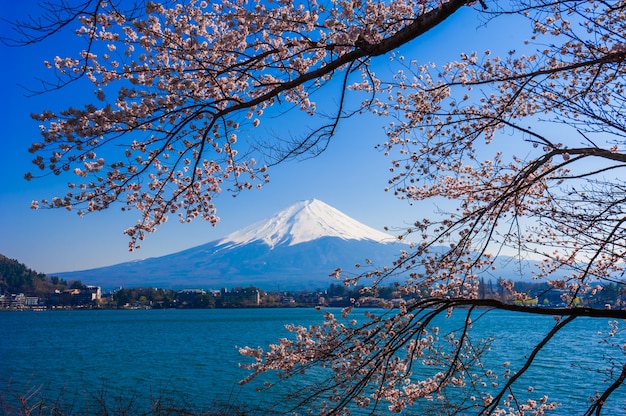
left=56, top=199, right=407, bottom=290
left=55, top=199, right=546, bottom=290
left=218, top=199, right=396, bottom=249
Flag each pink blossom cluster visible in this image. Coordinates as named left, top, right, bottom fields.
left=28, top=0, right=458, bottom=248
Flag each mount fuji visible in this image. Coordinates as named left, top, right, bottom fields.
left=57, top=199, right=408, bottom=290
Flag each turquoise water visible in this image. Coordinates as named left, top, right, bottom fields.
left=1, top=308, right=624, bottom=415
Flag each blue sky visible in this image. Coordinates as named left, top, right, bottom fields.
left=0, top=2, right=526, bottom=274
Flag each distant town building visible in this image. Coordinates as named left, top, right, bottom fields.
left=48, top=286, right=102, bottom=307
left=25, top=296, right=39, bottom=307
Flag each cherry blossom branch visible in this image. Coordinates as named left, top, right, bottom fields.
left=416, top=298, right=626, bottom=319
left=481, top=314, right=577, bottom=415
left=584, top=363, right=626, bottom=416
left=21, top=0, right=485, bottom=245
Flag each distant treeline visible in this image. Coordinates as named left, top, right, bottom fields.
left=1, top=254, right=624, bottom=309
left=107, top=284, right=372, bottom=309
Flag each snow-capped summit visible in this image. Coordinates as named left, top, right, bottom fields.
left=218, top=198, right=396, bottom=249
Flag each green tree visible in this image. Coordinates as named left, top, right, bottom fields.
left=70, top=280, right=86, bottom=290
left=113, top=288, right=132, bottom=306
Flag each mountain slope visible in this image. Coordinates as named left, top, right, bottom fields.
left=57, top=199, right=407, bottom=290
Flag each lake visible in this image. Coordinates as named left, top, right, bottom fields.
left=1, top=308, right=624, bottom=415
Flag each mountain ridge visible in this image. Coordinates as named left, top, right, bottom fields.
left=57, top=199, right=407, bottom=290
left=54, top=199, right=563, bottom=290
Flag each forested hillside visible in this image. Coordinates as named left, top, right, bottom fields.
left=0, top=255, right=67, bottom=296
